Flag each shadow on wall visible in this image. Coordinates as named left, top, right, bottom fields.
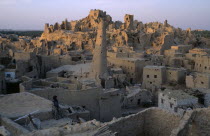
left=97, top=108, right=182, bottom=136
left=6, top=81, right=21, bottom=94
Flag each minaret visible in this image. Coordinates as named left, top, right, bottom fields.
left=92, top=19, right=108, bottom=85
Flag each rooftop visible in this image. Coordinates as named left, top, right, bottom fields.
left=161, top=89, right=197, bottom=100
left=171, top=45, right=192, bottom=48
left=189, top=72, right=210, bottom=77
left=0, top=92, right=52, bottom=118
left=167, top=67, right=186, bottom=71
left=192, top=88, right=210, bottom=94
left=120, top=57, right=145, bottom=62
left=144, top=65, right=165, bottom=69
left=47, top=63, right=91, bottom=75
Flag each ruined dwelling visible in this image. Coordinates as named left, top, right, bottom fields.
left=158, top=89, right=199, bottom=115
left=1, top=9, right=210, bottom=136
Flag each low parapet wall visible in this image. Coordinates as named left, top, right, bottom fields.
left=13, top=109, right=53, bottom=126
left=96, top=108, right=182, bottom=136
left=19, top=76, right=33, bottom=92
left=0, top=117, right=30, bottom=136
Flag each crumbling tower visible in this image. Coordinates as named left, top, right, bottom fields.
left=92, top=19, right=108, bottom=86
left=54, top=22, right=60, bottom=30
left=164, top=20, right=168, bottom=27
left=64, top=19, right=70, bottom=30
left=44, top=23, right=50, bottom=33
left=89, top=9, right=107, bottom=20
left=124, top=14, right=134, bottom=30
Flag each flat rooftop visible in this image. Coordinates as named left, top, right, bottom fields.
left=144, top=65, right=165, bottom=69
left=120, top=57, right=146, bottom=62
left=47, top=63, right=91, bottom=75
left=0, top=92, right=52, bottom=118
left=192, top=88, right=210, bottom=94
left=161, top=89, right=197, bottom=100
left=189, top=72, right=210, bottom=77
left=167, top=67, right=186, bottom=71
left=190, top=48, right=210, bottom=51
left=171, top=45, right=192, bottom=48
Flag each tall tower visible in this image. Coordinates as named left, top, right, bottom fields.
left=124, top=14, right=134, bottom=30
left=92, top=19, right=108, bottom=86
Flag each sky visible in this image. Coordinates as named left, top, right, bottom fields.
left=0, top=0, right=210, bottom=30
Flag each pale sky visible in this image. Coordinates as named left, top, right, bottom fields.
left=0, top=0, right=210, bottom=30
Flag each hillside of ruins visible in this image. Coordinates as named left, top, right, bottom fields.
left=0, top=9, right=210, bottom=136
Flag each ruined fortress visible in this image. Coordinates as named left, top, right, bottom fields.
left=0, top=9, right=210, bottom=136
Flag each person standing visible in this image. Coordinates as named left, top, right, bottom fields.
left=53, top=95, right=60, bottom=119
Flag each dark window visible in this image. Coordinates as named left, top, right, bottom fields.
left=101, top=79, right=106, bottom=88
left=174, top=107, right=178, bottom=112
left=161, top=99, right=164, bottom=104
left=170, top=103, right=173, bottom=108
left=147, top=75, right=150, bottom=78
left=13, top=59, right=16, bottom=64
left=154, top=75, right=157, bottom=78
left=1, top=80, right=3, bottom=90
left=130, top=78, right=133, bottom=84
left=27, top=66, right=33, bottom=72
left=201, top=81, right=204, bottom=84
left=198, top=96, right=205, bottom=105
left=137, top=99, right=141, bottom=105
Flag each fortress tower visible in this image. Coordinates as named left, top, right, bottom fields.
left=124, top=14, right=134, bottom=30
left=92, top=19, right=109, bottom=87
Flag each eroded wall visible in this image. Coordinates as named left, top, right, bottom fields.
left=106, top=108, right=181, bottom=136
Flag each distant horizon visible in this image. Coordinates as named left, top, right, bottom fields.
left=0, top=29, right=43, bottom=31
left=1, top=15, right=210, bottom=31
left=1, top=18, right=210, bottom=31
left=0, top=0, right=210, bottom=30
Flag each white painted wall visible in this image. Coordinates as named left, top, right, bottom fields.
left=5, top=72, right=15, bottom=79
